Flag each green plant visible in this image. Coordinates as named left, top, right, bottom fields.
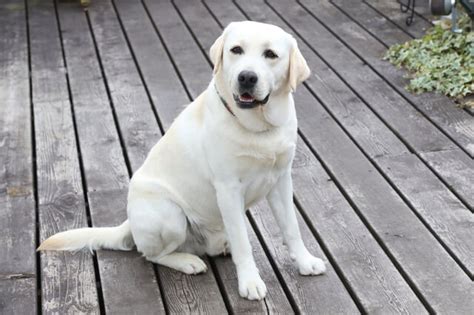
left=384, top=9, right=473, bottom=108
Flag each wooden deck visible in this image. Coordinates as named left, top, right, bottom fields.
left=1, top=0, right=473, bottom=313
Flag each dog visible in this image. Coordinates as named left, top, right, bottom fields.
left=38, top=21, right=326, bottom=301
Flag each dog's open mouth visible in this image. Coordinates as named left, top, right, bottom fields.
left=233, top=93, right=270, bottom=109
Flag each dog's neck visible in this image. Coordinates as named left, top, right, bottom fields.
left=212, top=79, right=292, bottom=133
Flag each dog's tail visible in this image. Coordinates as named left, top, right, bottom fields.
left=37, top=220, right=134, bottom=252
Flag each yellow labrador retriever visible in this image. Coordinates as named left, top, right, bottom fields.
left=39, top=21, right=326, bottom=300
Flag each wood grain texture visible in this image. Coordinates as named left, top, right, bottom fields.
left=329, top=0, right=474, bottom=157
left=291, top=142, right=427, bottom=313
left=0, top=0, right=37, bottom=313
left=294, top=85, right=474, bottom=313
left=28, top=0, right=100, bottom=313
left=114, top=0, right=189, bottom=131
left=363, top=0, right=431, bottom=38
left=56, top=1, right=129, bottom=193
left=88, top=0, right=162, bottom=172
left=56, top=1, right=167, bottom=313
left=421, top=149, right=474, bottom=210
left=375, top=153, right=474, bottom=276
left=0, top=278, right=36, bottom=315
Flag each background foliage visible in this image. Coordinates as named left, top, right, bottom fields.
left=384, top=9, right=473, bottom=108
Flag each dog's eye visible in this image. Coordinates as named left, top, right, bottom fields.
left=264, top=49, right=278, bottom=59
left=230, top=46, right=243, bottom=55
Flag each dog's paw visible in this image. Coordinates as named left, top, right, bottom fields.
left=238, top=275, right=267, bottom=300
left=178, top=255, right=208, bottom=275
left=297, top=255, right=326, bottom=276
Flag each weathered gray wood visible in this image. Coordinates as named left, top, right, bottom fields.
left=56, top=2, right=167, bottom=313
left=294, top=86, right=474, bottom=313
left=297, top=0, right=474, bottom=159
left=143, top=0, right=211, bottom=97
left=112, top=0, right=228, bottom=313
left=363, top=0, right=431, bottom=38
left=114, top=0, right=189, bottom=131
left=332, top=0, right=413, bottom=47
left=0, top=1, right=36, bottom=313
left=28, top=0, right=100, bottom=313
left=375, top=153, right=474, bottom=276
left=250, top=202, right=361, bottom=314
left=290, top=0, right=474, bottom=207
left=88, top=0, right=162, bottom=172
left=331, top=0, right=474, bottom=150
left=291, top=143, right=428, bottom=313
left=421, top=149, right=474, bottom=210
left=57, top=2, right=129, bottom=193
left=0, top=278, right=36, bottom=315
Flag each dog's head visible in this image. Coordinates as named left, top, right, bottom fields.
left=211, top=21, right=310, bottom=118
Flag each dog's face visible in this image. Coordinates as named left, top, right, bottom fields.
left=210, top=21, right=310, bottom=110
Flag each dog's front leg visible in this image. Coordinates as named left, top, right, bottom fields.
left=267, top=171, right=326, bottom=275
left=215, top=181, right=267, bottom=300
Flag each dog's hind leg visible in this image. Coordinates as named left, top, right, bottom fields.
left=127, top=196, right=207, bottom=274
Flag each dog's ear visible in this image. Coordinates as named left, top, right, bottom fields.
left=210, top=33, right=225, bottom=75
left=287, top=39, right=310, bottom=91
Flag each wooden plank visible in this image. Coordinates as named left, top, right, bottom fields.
left=294, top=85, right=474, bottom=313
left=332, top=0, right=413, bottom=47
left=297, top=0, right=474, bottom=158
left=375, top=153, right=474, bottom=276
left=56, top=2, right=129, bottom=193
left=143, top=0, right=211, bottom=96
left=113, top=0, right=189, bottom=131
left=331, top=0, right=474, bottom=149
left=190, top=0, right=428, bottom=313
left=290, top=143, right=428, bottom=313
left=217, top=1, right=474, bottom=312
left=88, top=0, right=162, bottom=172
left=289, top=0, right=474, bottom=207
left=28, top=0, right=100, bottom=312
left=141, top=0, right=294, bottom=312
left=112, top=0, right=228, bottom=312
left=55, top=2, right=166, bottom=313
left=249, top=203, right=361, bottom=314
left=421, top=149, right=474, bottom=211
left=364, top=0, right=432, bottom=38
left=0, top=1, right=36, bottom=313
left=0, top=278, right=36, bottom=315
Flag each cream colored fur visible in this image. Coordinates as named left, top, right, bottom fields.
left=38, top=21, right=325, bottom=300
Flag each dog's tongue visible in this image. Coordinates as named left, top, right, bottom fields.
left=239, top=93, right=255, bottom=102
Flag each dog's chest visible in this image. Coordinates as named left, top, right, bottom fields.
left=236, top=141, right=295, bottom=206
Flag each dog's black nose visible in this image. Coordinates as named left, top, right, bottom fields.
left=238, top=71, right=258, bottom=89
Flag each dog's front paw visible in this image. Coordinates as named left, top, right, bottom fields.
left=297, top=254, right=326, bottom=276
left=238, top=274, right=267, bottom=300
